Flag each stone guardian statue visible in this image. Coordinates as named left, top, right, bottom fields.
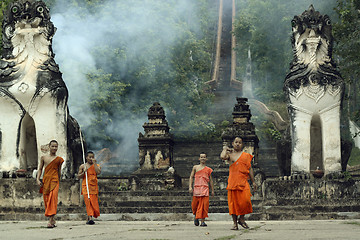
left=0, top=0, right=81, bottom=177
left=283, top=5, right=344, bottom=176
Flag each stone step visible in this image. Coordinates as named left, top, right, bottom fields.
left=99, top=192, right=227, bottom=201
left=99, top=200, right=229, bottom=208
left=2, top=211, right=359, bottom=222
left=2, top=204, right=360, bottom=216
left=98, top=189, right=222, bottom=195
left=98, top=190, right=230, bottom=200
left=173, top=157, right=223, bottom=164
left=260, top=205, right=360, bottom=213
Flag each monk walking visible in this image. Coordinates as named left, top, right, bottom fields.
left=36, top=140, right=64, bottom=228
left=220, top=137, right=257, bottom=230
left=78, top=151, right=101, bottom=225
left=189, top=153, right=214, bottom=227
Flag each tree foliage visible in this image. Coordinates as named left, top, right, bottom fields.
left=0, top=0, right=218, bottom=149
left=333, top=0, right=360, bottom=124
left=233, top=0, right=338, bottom=103
left=2, top=0, right=359, bottom=148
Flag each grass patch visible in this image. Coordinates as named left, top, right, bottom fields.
left=348, top=147, right=360, bottom=166
left=252, top=225, right=261, bottom=231
left=26, top=226, right=48, bottom=229
left=213, top=235, right=237, bottom=240
left=344, top=221, right=360, bottom=226
left=136, top=228, right=158, bottom=231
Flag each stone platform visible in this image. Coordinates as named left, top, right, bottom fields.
left=2, top=220, right=360, bottom=240
left=1, top=177, right=360, bottom=221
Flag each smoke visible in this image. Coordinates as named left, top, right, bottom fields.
left=235, top=0, right=338, bottom=101
left=48, top=0, right=205, bottom=174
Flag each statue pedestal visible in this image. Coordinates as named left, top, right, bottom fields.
left=263, top=178, right=360, bottom=203
left=130, top=169, right=181, bottom=191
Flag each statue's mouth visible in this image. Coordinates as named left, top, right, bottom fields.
left=306, top=36, right=321, bottom=44
left=17, top=17, right=42, bottom=29
left=305, top=29, right=321, bottom=45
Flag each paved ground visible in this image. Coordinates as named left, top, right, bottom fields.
left=1, top=219, right=360, bottom=240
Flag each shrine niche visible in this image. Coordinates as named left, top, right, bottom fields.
left=221, top=97, right=259, bottom=163
left=138, top=102, right=173, bottom=170
left=132, top=102, right=180, bottom=190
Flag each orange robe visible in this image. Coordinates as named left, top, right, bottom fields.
left=192, top=166, right=213, bottom=219
left=81, top=164, right=100, bottom=218
left=227, top=152, right=253, bottom=215
left=41, top=156, right=64, bottom=217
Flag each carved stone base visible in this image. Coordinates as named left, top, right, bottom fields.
left=130, top=169, right=181, bottom=191
left=264, top=178, right=360, bottom=202
left=0, top=170, right=34, bottom=178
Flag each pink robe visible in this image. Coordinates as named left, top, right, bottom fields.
left=192, top=166, right=213, bottom=219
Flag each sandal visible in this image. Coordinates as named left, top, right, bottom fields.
left=86, top=219, right=95, bottom=225
left=47, top=223, right=55, bottom=228
left=231, top=225, right=238, bottom=230
left=200, top=222, right=207, bottom=227
left=238, top=221, right=249, bottom=229
left=194, top=218, right=199, bottom=226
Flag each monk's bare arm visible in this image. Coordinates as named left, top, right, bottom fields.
left=77, top=164, right=85, bottom=179
left=94, top=160, right=101, bottom=175
left=209, top=175, right=214, bottom=197
left=36, top=156, right=44, bottom=186
left=220, top=146, right=231, bottom=161
left=58, top=162, right=63, bottom=180
left=188, top=166, right=196, bottom=193
left=249, top=167, right=257, bottom=191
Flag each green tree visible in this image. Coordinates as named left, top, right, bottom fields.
left=0, top=0, right=218, bottom=149
left=233, top=0, right=338, bottom=103
left=53, top=0, right=217, bottom=148
left=333, top=0, right=360, bottom=124
left=0, top=0, right=14, bottom=52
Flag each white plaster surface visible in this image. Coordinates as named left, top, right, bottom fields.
left=288, top=87, right=342, bottom=175
left=0, top=18, right=69, bottom=172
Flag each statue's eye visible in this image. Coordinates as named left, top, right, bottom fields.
left=11, top=6, right=19, bottom=14
left=37, top=6, right=44, bottom=13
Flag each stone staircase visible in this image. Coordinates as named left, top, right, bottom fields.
left=1, top=177, right=360, bottom=221
left=172, top=141, right=228, bottom=187
left=91, top=178, right=360, bottom=221
left=173, top=141, right=280, bottom=184
left=258, top=146, right=280, bottom=178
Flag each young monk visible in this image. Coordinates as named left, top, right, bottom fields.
left=36, top=140, right=64, bottom=228
left=189, top=152, right=214, bottom=227
left=220, top=137, right=257, bottom=230
left=77, top=151, right=101, bottom=225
